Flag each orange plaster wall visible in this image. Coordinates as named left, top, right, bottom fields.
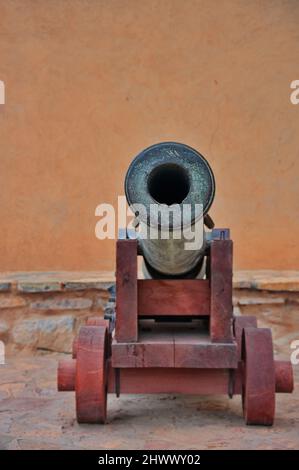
left=0, top=0, right=299, bottom=271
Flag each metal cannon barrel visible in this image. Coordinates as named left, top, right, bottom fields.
left=125, top=142, right=215, bottom=278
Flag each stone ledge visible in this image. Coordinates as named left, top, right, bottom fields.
left=0, top=270, right=298, bottom=354
left=233, top=270, right=299, bottom=291
left=0, top=272, right=114, bottom=353
left=0, top=270, right=299, bottom=292
left=0, top=271, right=114, bottom=293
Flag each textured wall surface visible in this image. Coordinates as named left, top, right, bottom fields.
left=1, top=270, right=299, bottom=353
left=0, top=0, right=299, bottom=271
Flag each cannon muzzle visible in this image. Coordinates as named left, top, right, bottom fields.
left=125, top=142, right=215, bottom=278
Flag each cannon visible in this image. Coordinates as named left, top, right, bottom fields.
left=57, top=142, right=294, bottom=425
left=124, top=142, right=216, bottom=279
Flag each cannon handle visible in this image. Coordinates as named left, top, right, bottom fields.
left=204, top=214, right=215, bottom=229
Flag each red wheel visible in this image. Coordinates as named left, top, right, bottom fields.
left=72, top=318, right=109, bottom=359
left=242, top=327, right=275, bottom=425
left=86, top=317, right=112, bottom=357
left=233, top=315, right=257, bottom=359
left=75, top=325, right=108, bottom=423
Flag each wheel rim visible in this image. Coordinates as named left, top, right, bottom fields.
left=75, top=325, right=108, bottom=423
left=242, top=327, right=275, bottom=425
left=233, top=315, right=258, bottom=359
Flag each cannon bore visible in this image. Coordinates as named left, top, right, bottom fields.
left=125, top=142, right=216, bottom=278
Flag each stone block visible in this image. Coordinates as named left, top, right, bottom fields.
left=18, top=282, right=62, bottom=293
left=12, top=315, right=75, bottom=352
left=0, top=320, right=9, bottom=336
left=0, top=282, right=11, bottom=292
left=30, top=297, right=92, bottom=310
left=0, top=296, right=27, bottom=309
left=63, top=281, right=104, bottom=291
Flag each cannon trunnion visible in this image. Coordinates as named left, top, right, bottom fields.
left=57, top=142, right=293, bottom=425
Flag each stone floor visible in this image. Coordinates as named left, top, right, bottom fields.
left=0, top=304, right=298, bottom=450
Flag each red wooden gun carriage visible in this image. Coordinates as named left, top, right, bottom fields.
left=57, top=142, right=293, bottom=425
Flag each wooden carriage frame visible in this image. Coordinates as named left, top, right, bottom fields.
left=58, top=228, right=293, bottom=425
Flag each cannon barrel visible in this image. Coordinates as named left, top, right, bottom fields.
left=125, top=142, right=215, bottom=278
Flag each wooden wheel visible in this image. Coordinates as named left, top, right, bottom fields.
left=86, top=317, right=112, bottom=357
left=72, top=318, right=110, bottom=359
left=242, top=327, right=275, bottom=425
left=233, top=315, right=257, bottom=359
left=75, top=325, right=108, bottom=424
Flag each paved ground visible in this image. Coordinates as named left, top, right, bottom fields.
left=0, top=306, right=298, bottom=450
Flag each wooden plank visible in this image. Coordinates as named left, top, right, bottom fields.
left=138, top=279, right=210, bottom=316
left=112, top=337, right=238, bottom=369
left=112, top=337, right=174, bottom=368
left=107, top=368, right=242, bottom=395
left=172, top=327, right=237, bottom=368
left=210, top=239, right=233, bottom=343
left=115, top=238, right=138, bottom=342
left=174, top=343, right=238, bottom=368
